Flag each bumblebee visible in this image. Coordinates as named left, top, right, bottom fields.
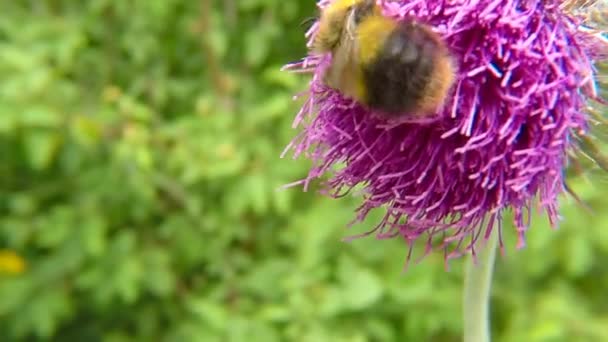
left=312, top=0, right=456, bottom=119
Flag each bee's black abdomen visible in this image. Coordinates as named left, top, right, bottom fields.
left=362, top=22, right=438, bottom=116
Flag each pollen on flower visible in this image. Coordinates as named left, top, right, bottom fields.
left=282, top=0, right=608, bottom=264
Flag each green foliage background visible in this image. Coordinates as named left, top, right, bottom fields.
left=1, top=1, right=607, bottom=341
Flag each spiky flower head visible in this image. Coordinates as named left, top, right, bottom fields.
left=283, top=0, right=608, bottom=262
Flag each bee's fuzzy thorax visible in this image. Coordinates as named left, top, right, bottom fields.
left=312, top=0, right=377, bottom=53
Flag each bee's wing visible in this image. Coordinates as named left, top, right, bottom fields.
left=323, top=24, right=363, bottom=99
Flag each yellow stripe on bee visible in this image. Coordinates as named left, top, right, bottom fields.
left=323, top=0, right=363, bottom=12
left=356, top=15, right=398, bottom=64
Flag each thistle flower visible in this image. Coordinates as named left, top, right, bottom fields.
left=283, top=0, right=608, bottom=262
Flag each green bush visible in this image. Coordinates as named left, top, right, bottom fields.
left=1, top=1, right=607, bottom=341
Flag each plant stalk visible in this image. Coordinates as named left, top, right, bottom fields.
left=463, top=230, right=499, bottom=342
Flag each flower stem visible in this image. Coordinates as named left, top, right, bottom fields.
left=463, top=230, right=499, bottom=342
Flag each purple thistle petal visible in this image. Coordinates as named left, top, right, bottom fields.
left=283, top=0, right=608, bottom=263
